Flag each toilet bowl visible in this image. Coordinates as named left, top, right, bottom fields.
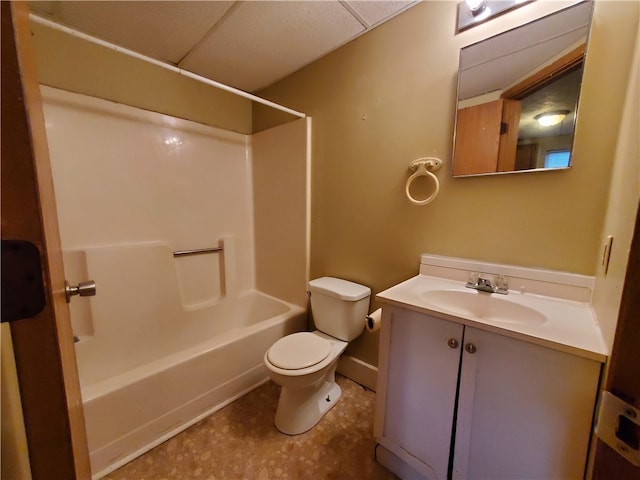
left=264, top=277, right=371, bottom=435
left=264, top=331, right=347, bottom=435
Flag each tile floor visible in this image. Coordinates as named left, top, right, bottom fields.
left=104, top=375, right=397, bottom=480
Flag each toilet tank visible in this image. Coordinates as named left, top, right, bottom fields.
left=308, top=277, right=371, bottom=341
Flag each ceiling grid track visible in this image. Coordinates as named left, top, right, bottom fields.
left=176, top=1, right=241, bottom=68
left=339, top=1, right=370, bottom=29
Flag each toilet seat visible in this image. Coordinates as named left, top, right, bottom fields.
left=267, top=332, right=331, bottom=370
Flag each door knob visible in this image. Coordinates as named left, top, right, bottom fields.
left=447, top=338, right=459, bottom=349
left=65, top=280, right=96, bottom=303
left=465, top=343, right=477, bottom=354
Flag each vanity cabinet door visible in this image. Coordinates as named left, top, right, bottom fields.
left=381, top=309, right=463, bottom=479
left=453, top=326, right=601, bottom=480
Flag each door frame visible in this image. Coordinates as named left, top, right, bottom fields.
left=1, top=2, right=90, bottom=478
left=592, top=202, right=640, bottom=479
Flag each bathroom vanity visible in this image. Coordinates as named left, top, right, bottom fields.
left=373, top=255, right=607, bottom=480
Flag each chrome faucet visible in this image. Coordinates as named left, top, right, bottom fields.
left=466, top=272, right=509, bottom=295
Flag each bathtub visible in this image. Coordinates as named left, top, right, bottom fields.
left=82, top=290, right=306, bottom=478
left=67, top=243, right=307, bottom=478
left=41, top=86, right=311, bottom=477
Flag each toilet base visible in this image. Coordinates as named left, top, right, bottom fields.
left=274, top=376, right=342, bottom=435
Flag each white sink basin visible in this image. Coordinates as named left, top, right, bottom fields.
left=420, top=289, right=547, bottom=325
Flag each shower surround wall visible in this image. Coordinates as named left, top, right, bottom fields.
left=41, top=86, right=309, bottom=477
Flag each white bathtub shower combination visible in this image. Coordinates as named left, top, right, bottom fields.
left=42, top=87, right=310, bottom=477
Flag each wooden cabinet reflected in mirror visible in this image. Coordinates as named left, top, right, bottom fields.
left=452, top=1, right=593, bottom=177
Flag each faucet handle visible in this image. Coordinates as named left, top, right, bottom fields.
left=494, top=274, right=509, bottom=294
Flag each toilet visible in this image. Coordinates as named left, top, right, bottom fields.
left=264, top=277, right=371, bottom=435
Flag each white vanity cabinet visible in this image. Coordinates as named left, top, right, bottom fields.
left=378, top=308, right=463, bottom=479
left=374, top=305, right=602, bottom=480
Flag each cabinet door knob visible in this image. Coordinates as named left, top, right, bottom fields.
left=447, top=338, right=459, bottom=349
left=465, top=343, right=477, bottom=354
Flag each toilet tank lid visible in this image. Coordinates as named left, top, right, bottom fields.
left=309, top=277, right=371, bottom=301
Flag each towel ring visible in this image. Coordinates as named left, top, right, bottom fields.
left=405, top=157, right=443, bottom=205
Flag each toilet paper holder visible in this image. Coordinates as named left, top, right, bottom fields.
left=406, top=157, right=443, bottom=206
left=365, top=308, right=382, bottom=333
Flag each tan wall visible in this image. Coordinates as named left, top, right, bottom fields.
left=1, top=325, right=32, bottom=480
left=31, top=22, right=252, bottom=134
left=255, top=1, right=639, bottom=366
left=592, top=24, right=640, bottom=352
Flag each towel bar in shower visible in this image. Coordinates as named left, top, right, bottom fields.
left=173, top=246, right=223, bottom=257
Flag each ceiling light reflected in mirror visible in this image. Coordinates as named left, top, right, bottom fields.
left=535, top=110, right=570, bottom=127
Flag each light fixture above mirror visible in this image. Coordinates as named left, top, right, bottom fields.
left=466, top=0, right=486, bottom=14
left=457, top=0, right=533, bottom=32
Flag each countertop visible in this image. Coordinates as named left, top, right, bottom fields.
left=377, top=275, right=608, bottom=363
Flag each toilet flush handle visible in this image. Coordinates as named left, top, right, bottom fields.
left=65, top=280, right=96, bottom=303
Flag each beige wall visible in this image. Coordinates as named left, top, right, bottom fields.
left=592, top=24, right=640, bottom=352
left=1, top=325, right=32, bottom=480
left=255, top=1, right=639, bottom=366
left=31, top=22, right=252, bottom=134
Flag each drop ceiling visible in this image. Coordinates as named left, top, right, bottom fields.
left=28, top=1, right=418, bottom=92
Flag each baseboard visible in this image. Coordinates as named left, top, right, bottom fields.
left=337, top=354, right=378, bottom=391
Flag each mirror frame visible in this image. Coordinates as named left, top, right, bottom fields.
left=451, top=1, right=594, bottom=178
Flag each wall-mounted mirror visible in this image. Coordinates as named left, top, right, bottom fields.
left=452, top=1, right=593, bottom=177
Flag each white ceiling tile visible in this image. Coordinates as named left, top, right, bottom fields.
left=29, top=1, right=417, bottom=94
left=180, top=1, right=365, bottom=92
left=344, top=1, right=416, bottom=27
left=48, top=1, right=235, bottom=63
